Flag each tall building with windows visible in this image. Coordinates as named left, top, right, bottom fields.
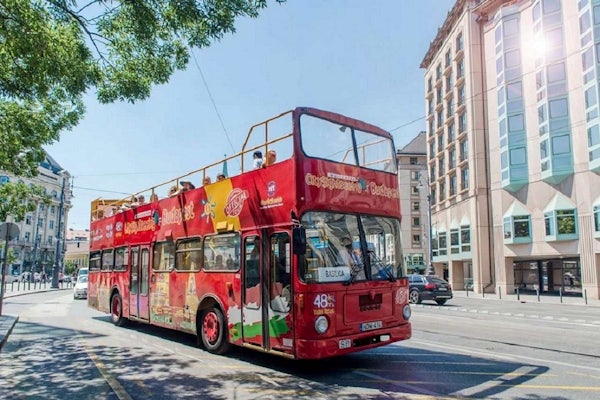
left=396, top=132, right=430, bottom=274
left=1, top=153, right=72, bottom=277
left=421, top=0, right=600, bottom=299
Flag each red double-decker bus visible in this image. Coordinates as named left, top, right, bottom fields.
left=88, top=107, right=412, bottom=360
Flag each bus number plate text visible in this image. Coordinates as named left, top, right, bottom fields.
left=360, top=321, right=382, bottom=331
left=339, top=339, right=352, bottom=349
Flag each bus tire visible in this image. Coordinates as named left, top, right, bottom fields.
left=199, top=307, right=230, bottom=355
left=111, top=293, right=127, bottom=327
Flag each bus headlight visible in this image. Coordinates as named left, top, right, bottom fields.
left=403, top=304, right=412, bottom=320
left=315, top=315, right=329, bottom=334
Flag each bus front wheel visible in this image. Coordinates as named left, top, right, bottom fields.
left=111, top=293, right=127, bottom=327
left=199, top=307, right=230, bottom=355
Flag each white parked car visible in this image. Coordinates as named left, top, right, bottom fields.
left=73, top=275, right=88, bottom=300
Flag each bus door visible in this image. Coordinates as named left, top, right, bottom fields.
left=242, top=233, right=293, bottom=353
left=129, top=246, right=150, bottom=321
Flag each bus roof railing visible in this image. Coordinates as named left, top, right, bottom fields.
left=90, top=110, right=295, bottom=221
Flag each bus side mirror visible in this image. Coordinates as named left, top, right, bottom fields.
left=293, top=226, right=306, bottom=255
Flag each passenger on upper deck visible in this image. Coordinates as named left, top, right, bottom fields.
left=253, top=151, right=263, bottom=169
left=203, top=176, right=212, bottom=186
left=216, top=173, right=226, bottom=182
left=168, top=185, right=178, bottom=197
left=263, top=150, right=277, bottom=166
left=180, top=181, right=195, bottom=192
left=150, top=193, right=159, bottom=202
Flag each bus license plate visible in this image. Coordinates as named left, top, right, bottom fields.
left=360, top=321, right=382, bottom=331
left=339, top=339, right=351, bottom=349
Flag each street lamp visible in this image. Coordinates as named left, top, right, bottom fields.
left=51, top=171, right=68, bottom=289
left=417, top=175, right=435, bottom=275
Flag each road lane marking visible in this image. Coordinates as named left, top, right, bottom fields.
left=75, top=331, right=133, bottom=400
left=353, top=370, right=442, bottom=397
left=411, top=339, right=600, bottom=373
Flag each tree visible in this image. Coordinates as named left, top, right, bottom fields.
left=0, top=181, right=50, bottom=222
left=1, top=0, right=267, bottom=218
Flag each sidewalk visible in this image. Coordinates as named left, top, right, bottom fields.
left=0, top=282, right=73, bottom=351
left=452, top=288, right=600, bottom=307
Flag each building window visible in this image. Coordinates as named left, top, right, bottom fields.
left=412, top=234, right=421, bottom=246
left=24, top=232, right=30, bottom=241
left=448, top=123, right=455, bottom=142
left=410, top=157, right=418, bottom=165
left=460, top=225, right=470, bottom=252
left=26, top=215, right=32, bottom=225
left=544, top=209, right=577, bottom=240
left=412, top=185, right=420, bottom=196
left=459, top=112, right=467, bottom=133
left=450, top=229, right=459, bottom=254
left=457, top=59, right=464, bottom=79
left=412, top=217, right=420, bottom=227
left=461, top=167, right=469, bottom=190
left=456, top=33, right=463, bottom=51
left=49, top=220, right=54, bottom=229
left=412, top=201, right=420, bottom=212
left=594, top=205, right=600, bottom=233
left=449, top=174, right=457, bottom=196
left=438, top=232, right=447, bottom=256
left=504, top=215, right=532, bottom=243
left=411, top=170, right=420, bottom=181
left=460, top=138, right=468, bottom=161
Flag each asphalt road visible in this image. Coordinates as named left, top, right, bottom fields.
left=0, top=290, right=599, bottom=399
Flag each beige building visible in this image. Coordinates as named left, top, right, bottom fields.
left=396, top=132, right=431, bottom=274
left=64, top=228, right=90, bottom=272
left=421, top=0, right=600, bottom=300
left=1, top=153, right=72, bottom=277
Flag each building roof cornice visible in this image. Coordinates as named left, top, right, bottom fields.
left=420, top=0, right=467, bottom=69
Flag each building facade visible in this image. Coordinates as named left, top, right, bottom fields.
left=1, top=153, right=72, bottom=277
left=396, top=132, right=431, bottom=274
left=64, top=228, right=90, bottom=273
left=421, top=0, right=600, bottom=299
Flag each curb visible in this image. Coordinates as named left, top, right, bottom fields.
left=0, top=314, right=19, bottom=351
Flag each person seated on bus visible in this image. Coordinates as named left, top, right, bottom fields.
left=202, top=176, right=212, bottom=186
left=168, top=185, right=179, bottom=197
left=129, top=195, right=139, bottom=206
left=215, top=254, right=224, bottom=268
left=216, top=173, right=226, bottom=182
left=150, top=193, right=159, bottom=202
left=263, top=150, right=277, bottom=167
left=180, top=181, right=195, bottom=192
left=253, top=150, right=263, bottom=169
left=137, top=195, right=146, bottom=205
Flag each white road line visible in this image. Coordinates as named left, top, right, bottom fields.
left=410, top=338, right=600, bottom=373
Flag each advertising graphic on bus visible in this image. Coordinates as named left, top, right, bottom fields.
left=88, top=107, right=412, bottom=360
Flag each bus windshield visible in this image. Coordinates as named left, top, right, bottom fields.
left=299, top=114, right=397, bottom=173
left=299, top=211, right=402, bottom=283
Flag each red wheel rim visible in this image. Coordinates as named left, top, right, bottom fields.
left=203, top=311, right=219, bottom=345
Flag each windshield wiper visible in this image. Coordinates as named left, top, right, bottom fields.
left=368, top=250, right=396, bottom=282
left=344, top=262, right=363, bottom=286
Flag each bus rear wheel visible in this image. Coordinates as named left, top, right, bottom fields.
left=111, top=293, right=127, bottom=327
left=199, top=307, right=230, bottom=355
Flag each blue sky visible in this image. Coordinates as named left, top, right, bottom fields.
left=47, top=0, right=454, bottom=229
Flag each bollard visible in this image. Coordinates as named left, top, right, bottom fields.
left=536, top=288, right=540, bottom=302
left=498, top=286, right=502, bottom=300
left=584, top=289, right=588, bottom=305
left=466, top=284, right=469, bottom=297
left=559, top=288, right=563, bottom=303
left=517, top=287, right=520, bottom=301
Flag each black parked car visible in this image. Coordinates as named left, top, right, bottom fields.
left=408, top=274, right=453, bottom=305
